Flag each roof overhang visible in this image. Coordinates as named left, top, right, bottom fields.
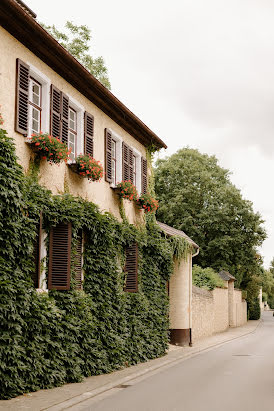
left=0, top=0, right=167, bottom=150
left=157, top=221, right=199, bottom=249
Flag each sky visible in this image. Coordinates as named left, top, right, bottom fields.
left=26, top=0, right=274, bottom=267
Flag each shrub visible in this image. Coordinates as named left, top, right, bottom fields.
left=116, top=180, right=138, bottom=201
left=137, top=192, right=159, bottom=213
left=248, top=298, right=261, bottom=320
left=29, top=133, right=71, bottom=164
left=192, top=265, right=225, bottom=290
left=75, top=154, right=103, bottom=181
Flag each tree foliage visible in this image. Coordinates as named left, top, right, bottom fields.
left=154, top=148, right=266, bottom=286
left=41, top=21, right=111, bottom=89
left=192, top=265, right=225, bottom=290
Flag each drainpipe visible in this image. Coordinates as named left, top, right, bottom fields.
left=189, top=247, right=199, bottom=346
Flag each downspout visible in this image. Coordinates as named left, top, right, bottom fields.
left=189, top=246, right=199, bottom=346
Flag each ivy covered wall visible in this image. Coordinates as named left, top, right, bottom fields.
left=0, top=125, right=174, bottom=399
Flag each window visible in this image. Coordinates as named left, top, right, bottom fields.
left=124, top=243, right=138, bottom=292
left=75, top=230, right=83, bottom=290
left=105, top=128, right=122, bottom=185
left=48, top=223, right=72, bottom=290
left=29, top=78, right=42, bottom=136
left=68, top=107, right=77, bottom=161
left=15, top=59, right=50, bottom=137
left=111, top=139, right=117, bottom=185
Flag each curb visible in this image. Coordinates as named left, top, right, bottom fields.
left=43, top=320, right=261, bottom=411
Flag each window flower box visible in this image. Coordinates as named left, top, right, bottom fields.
left=69, top=154, right=103, bottom=182
left=136, top=192, right=159, bottom=213
left=27, top=133, right=71, bottom=164
left=115, top=181, right=138, bottom=201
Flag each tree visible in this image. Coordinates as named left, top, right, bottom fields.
left=42, top=21, right=111, bottom=89
left=269, top=258, right=274, bottom=275
left=154, top=148, right=266, bottom=286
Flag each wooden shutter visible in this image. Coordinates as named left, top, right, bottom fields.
left=141, top=157, right=148, bottom=194
left=124, top=243, right=138, bottom=292
left=15, top=58, right=30, bottom=135
left=122, top=142, right=129, bottom=181
left=61, top=93, right=69, bottom=145
left=48, top=222, right=71, bottom=290
left=75, top=230, right=83, bottom=290
left=50, top=85, right=61, bottom=138
left=32, top=212, right=42, bottom=288
left=84, top=112, right=94, bottom=156
left=122, top=143, right=134, bottom=183
left=105, top=128, right=112, bottom=183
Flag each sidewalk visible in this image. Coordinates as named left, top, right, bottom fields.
left=0, top=320, right=261, bottom=411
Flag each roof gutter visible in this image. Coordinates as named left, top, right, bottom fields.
left=0, top=0, right=167, bottom=150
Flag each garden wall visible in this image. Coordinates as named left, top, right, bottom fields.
left=192, top=284, right=247, bottom=343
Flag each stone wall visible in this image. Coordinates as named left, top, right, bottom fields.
left=192, top=284, right=247, bottom=343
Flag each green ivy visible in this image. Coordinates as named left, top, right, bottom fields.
left=0, top=125, right=174, bottom=399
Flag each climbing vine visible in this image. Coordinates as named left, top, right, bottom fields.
left=0, top=124, right=174, bottom=399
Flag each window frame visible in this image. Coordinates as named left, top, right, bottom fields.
left=26, top=63, right=51, bottom=138
left=28, top=77, right=42, bottom=136
left=108, top=129, right=122, bottom=188
left=66, top=94, right=84, bottom=163
left=68, top=106, right=77, bottom=162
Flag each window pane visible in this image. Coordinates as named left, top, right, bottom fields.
left=31, top=81, right=41, bottom=106
left=111, top=159, right=116, bottom=184
left=31, top=107, right=40, bottom=134
left=68, top=131, right=75, bottom=161
left=69, top=108, right=76, bottom=131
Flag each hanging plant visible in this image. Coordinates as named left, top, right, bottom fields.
left=28, top=133, right=71, bottom=164
left=74, top=154, right=103, bottom=181
left=116, top=180, right=138, bottom=201
left=137, top=192, right=159, bottom=213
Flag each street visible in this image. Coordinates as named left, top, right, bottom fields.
left=71, top=312, right=274, bottom=411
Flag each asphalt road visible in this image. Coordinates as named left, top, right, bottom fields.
left=72, top=312, right=274, bottom=411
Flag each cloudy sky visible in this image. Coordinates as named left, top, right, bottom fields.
left=27, top=0, right=274, bottom=267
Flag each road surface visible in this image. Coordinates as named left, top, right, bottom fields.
left=71, top=311, right=274, bottom=411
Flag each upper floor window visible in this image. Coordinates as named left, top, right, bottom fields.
left=29, top=78, right=42, bottom=136
left=68, top=107, right=77, bottom=161
left=15, top=59, right=50, bottom=137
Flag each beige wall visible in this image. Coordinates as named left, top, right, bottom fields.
left=192, top=284, right=247, bottom=343
left=192, top=286, right=214, bottom=342
left=213, top=287, right=229, bottom=333
left=169, top=256, right=192, bottom=330
left=0, top=27, right=146, bottom=225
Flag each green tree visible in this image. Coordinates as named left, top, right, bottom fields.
left=42, top=21, right=111, bottom=89
left=269, top=257, right=274, bottom=275
left=154, top=148, right=266, bottom=286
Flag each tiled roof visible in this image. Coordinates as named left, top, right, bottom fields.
left=218, top=270, right=236, bottom=282
left=156, top=221, right=199, bottom=249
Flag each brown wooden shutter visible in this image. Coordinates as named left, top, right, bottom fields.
left=105, top=128, right=112, bottom=183
left=50, top=85, right=61, bottom=138
left=48, top=222, right=71, bottom=290
left=124, top=243, right=138, bottom=292
left=32, top=212, right=42, bottom=288
left=122, top=142, right=129, bottom=181
left=15, top=58, right=30, bottom=135
left=75, top=230, right=83, bottom=290
left=141, top=157, right=148, bottom=194
left=61, top=93, right=69, bottom=145
left=122, top=143, right=134, bottom=183
left=84, top=112, right=94, bottom=156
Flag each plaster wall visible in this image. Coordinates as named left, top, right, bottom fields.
left=169, top=256, right=191, bottom=330
left=213, top=287, right=229, bottom=333
left=0, top=26, right=146, bottom=225
left=192, top=285, right=247, bottom=343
